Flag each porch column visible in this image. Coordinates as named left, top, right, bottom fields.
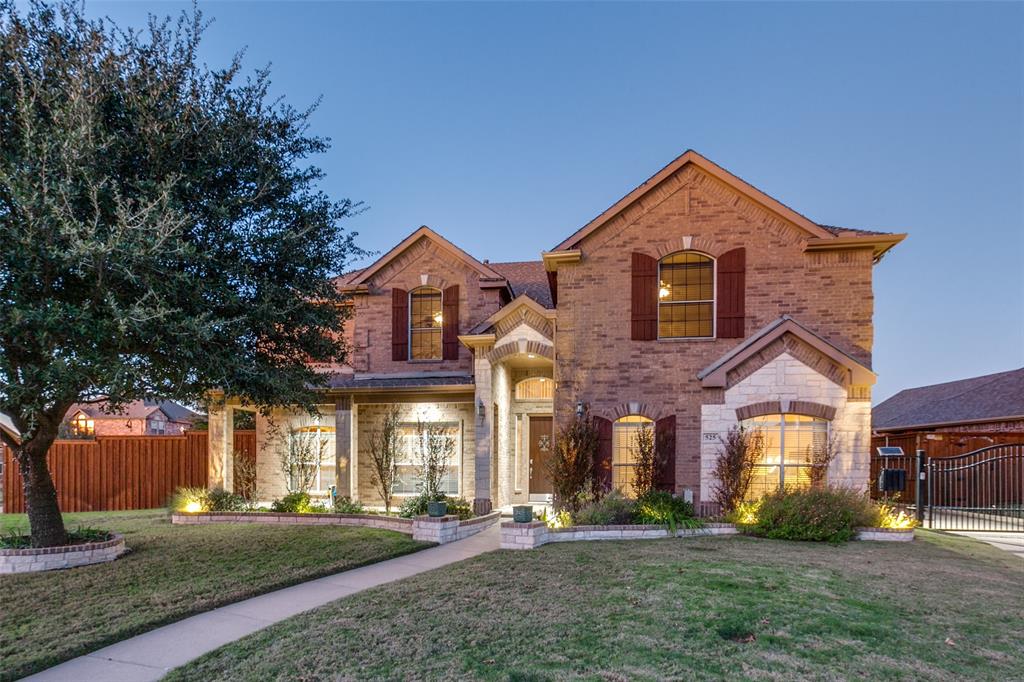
left=335, top=397, right=353, bottom=498
left=473, top=353, right=493, bottom=515
left=207, top=402, right=233, bottom=491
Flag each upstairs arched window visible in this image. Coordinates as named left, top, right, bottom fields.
left=658, top=252, right=714, bottom=339
left=409, top=287, right=443, bottom=360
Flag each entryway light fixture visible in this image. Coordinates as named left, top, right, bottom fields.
left=575, top=401, right=584, bottom=417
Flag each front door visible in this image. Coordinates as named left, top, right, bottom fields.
left=528, top=416, right=554, bottom=495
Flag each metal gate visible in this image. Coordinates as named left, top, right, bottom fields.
left=926, top=444, right=1024, bottom=531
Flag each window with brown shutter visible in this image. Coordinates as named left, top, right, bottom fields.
left=391, top=288, right=408, bottom=361
left=716, top=247, right=746, bottom=339
left=409, top=287, right=443, bottom=360
left=442, top=285, right=459, bottom=360
left=658, top=252, right=714, bottom=338
left=631, top=252, right=657, bottom=340
left=655, top=415, right=676, bottom=492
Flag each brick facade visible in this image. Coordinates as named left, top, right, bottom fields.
left=217, top=150, right=900, bottom=510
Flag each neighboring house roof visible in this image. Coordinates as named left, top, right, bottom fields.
left=488, top=261, right=553, bottom=308
left=697, top=315, right=876, bottom=388
left=549, top=149, right=904, bottom=258
left=873, top=368, right=1024, bottom=432
left=326, top=372, right=474, bottom=391
left=67, top=399, right=200, bottom=424
left=343, top=226, right=509, bottom=288
left=0, top=412, right=19, bottom=444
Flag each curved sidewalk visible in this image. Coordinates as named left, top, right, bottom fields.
left=27, top=524, right=501, bottom=682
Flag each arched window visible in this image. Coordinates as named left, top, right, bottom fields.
left=409, top=287, right=443, bottom=360
left=514, top=377, right=553, bottom=401
left=741, top=414, right=829, bottom=498
left=612, top=415, right=653, bottom=496
left=658, top=252, right=714, bottom=338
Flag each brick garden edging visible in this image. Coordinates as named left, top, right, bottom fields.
left=501, top=522, right=915, bottom=549
left=854, top=527, right=915, bottom=542
left=171, top=510, right=502, bottom=544
left=500, top=521, right=738, bottom=550
left=0, top=533, right=126, bottom=573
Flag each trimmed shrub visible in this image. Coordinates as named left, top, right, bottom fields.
left=750, top=486, right=878, bottom=543
left=397, top=493, right=474, bottom=520
left=634, top=490, right=702, bottom=530
left=270, top=491, right=326, bottom=513
left=207, top=488, right=247, bottom=512
left=332, top=496, right=366, bottom=514
left=573, top=490, right=636, bottom=526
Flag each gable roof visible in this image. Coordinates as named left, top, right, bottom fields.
left=67, top=399, right=200, bottom=424
left=698, top=316, right=876, bottom=388
left=873, top=368, right=1024, bottom=431
left=346, top=226, right=508, bottom=287
left=489, top=261, right=553, bottom=308
left=0, top=412, right=19, bottom=444
left=465, top=293, right=556, bottom=336
left=551, top=149, right=902, bottom=253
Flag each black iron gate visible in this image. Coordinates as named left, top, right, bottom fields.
left=926, top=444, right=1024, bottom=532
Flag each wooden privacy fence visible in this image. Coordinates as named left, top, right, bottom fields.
left=2, top=430, right=257, bottom=513
left=870, top=431, right=1024, bottom=504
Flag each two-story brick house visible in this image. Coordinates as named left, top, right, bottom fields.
left=206, top=150, right=905, bottom=514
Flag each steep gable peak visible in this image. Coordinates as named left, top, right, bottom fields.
left=553, top=149, right=846, bottom=251
left=347, top=226, right=508, bottom=288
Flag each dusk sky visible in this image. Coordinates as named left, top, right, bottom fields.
left=86, top=1, right=1023, bottom=403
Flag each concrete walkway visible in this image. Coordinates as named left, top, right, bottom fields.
left=952, top=531, right=1024, bottom=561
left=27, top=525, right=501, bottom=682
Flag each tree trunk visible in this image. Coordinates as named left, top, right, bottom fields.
left=16, top=422, right=68, bottom=548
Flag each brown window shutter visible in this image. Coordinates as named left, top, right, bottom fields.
left=391, top=288, right=408, bottom=361
left=631, top=252, right=657, bottom=340
left=594, top=416, right=613, bottom=493
left=546, top=270, right=558, bottom=308
left=716, top=247, right=746, bottom=339
left=655, top=415, right=676, bottom=492
left=442, top=285, right=460, bottom=360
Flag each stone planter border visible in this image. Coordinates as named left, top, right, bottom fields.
left=0, top=533, right=126, bottom=574
left=854, top=527, right=915, bottom=542
left=501, top=522, right=915, bottom=549
left=171, top=510, right=502, bottom=545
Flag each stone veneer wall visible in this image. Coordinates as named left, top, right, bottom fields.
left=355, top=401, right=476, bottom=506
left=0, top=534, right=126, bottom=573
left=699, top=352, right=871, bottom=501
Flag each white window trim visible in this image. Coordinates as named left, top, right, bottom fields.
left=408, top=286, right=443, bottom=361
left=290, top=426, right=336, bottom=494
left=744, top=414, right=830, bottom=489
left=656, top=251, right=717, bottom=340
left=392, top=420, right=462, bottom=497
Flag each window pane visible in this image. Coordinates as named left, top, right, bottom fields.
left=658, top=302, right=712, bottom=338
left=740, top=414, right=828, bottom=497
left=411, top=329, right=441, bottom=360
left=612, top=416, right=652, bottom=497
left=410, top=290, right=442, bottom=329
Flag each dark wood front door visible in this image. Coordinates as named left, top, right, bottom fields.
left=529, top=416, right=554, bottom=495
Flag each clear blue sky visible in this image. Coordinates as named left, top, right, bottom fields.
left=86, top=1, right=1023, bottom=403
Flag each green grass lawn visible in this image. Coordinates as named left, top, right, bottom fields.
left=168, top=531, right=1023, bottom=682
left=0, top=509, right=430, bottom=680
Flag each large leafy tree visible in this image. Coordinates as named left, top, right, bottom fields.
left=0, top=1, right=360, bottom=546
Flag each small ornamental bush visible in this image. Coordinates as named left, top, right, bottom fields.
left=207, top=488, right=248, bottom=512
left=0, top=526, right=112, bottom=549
left=750, top=487, right=878, bottom=544
left=332, top=496, right=366, bottom=514
left=573, top=490, right=636, bottom=526
left=634, top=490, right=702, bottom=531
left=168, top=486, right=211, bottom=513
left=397, top=493, right=474, bottom=520
left=270, top=491, right=327, bottom=513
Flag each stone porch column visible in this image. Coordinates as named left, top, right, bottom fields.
left=207, top=402, right=233, bottom=491
left=335, top=397, right=353, bottom=498
left=473, top=354, right=493, bottom=515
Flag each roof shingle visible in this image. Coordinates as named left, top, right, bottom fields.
left=873, top=368, right=1024, bottom=431
left=488, top=260, right=553, bottom=308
